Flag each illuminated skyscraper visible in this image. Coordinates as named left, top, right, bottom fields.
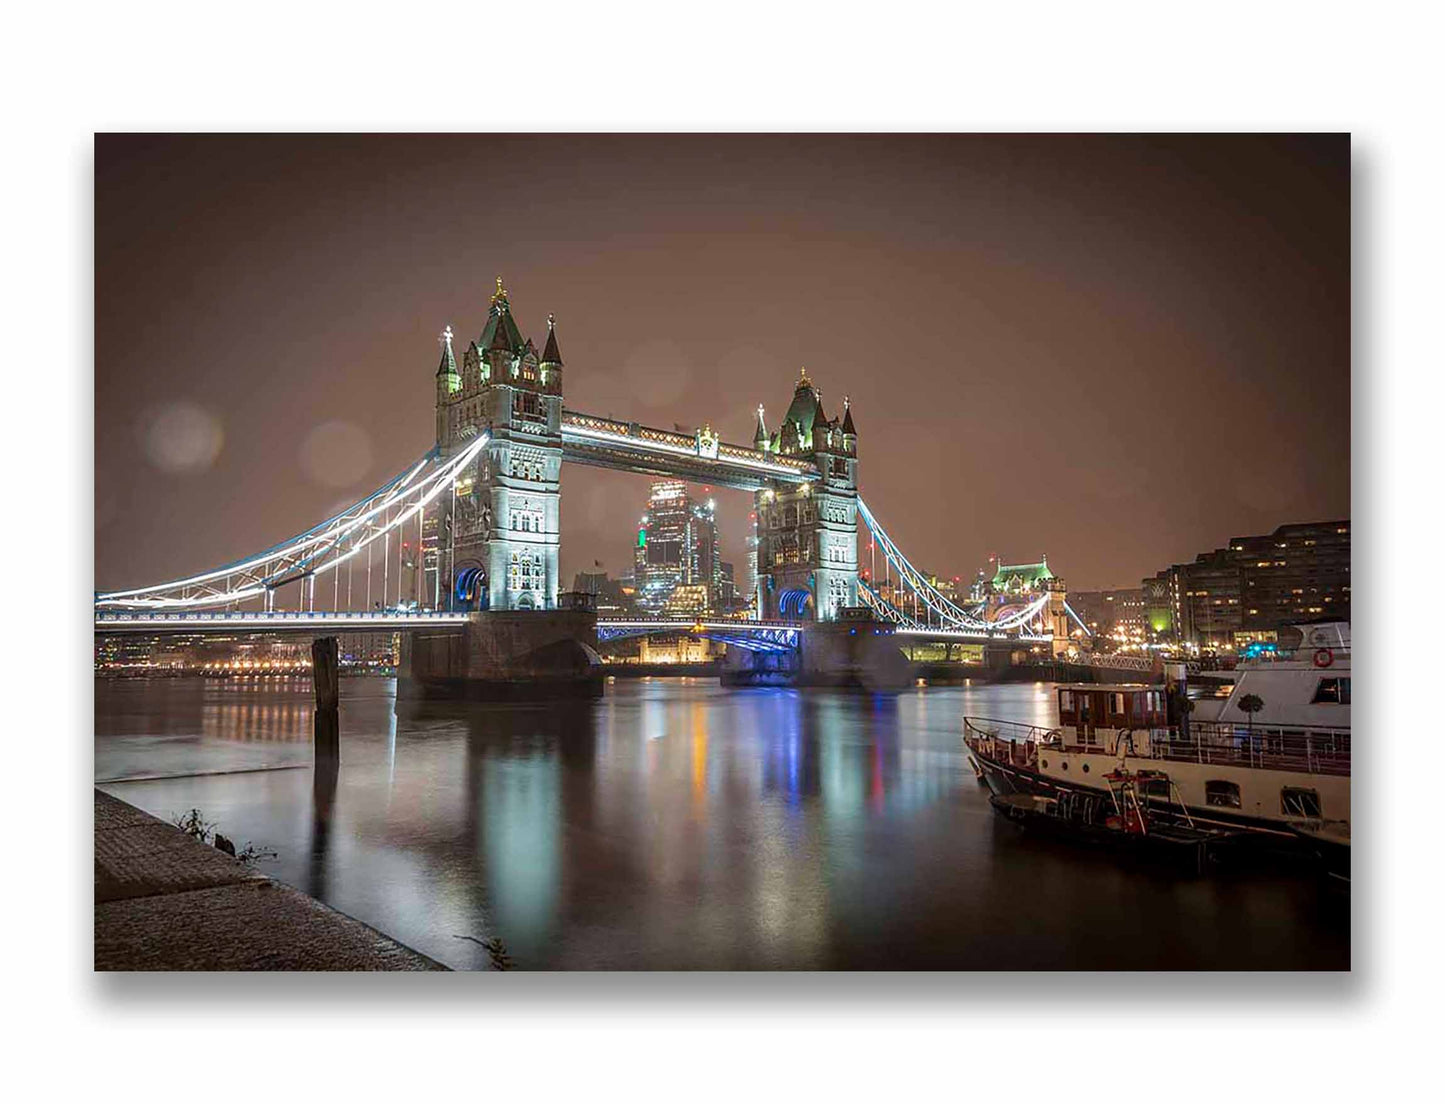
left=633, top=481, right=723, bottom=612
left=635, top=481, right=690, bottom=611
left=744, top=512, right=760, bottom=618
left=688, top=495, right=721, bottom=608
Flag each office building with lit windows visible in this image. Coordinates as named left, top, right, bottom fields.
left=1143, top=520, right=1350, bottom=651
left=633, top=480, right=724, bottom=612
left=1070, top=587, right=1149, bottom=646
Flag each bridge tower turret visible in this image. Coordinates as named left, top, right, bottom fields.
left=434, top=278, right=563, bottom=612
left=435, top=324, right=460, bottom=447
left=754, top=369, right=859, bottom=622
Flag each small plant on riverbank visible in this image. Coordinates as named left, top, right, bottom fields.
left=173, top=808, right=215, bottom=844
left=172, top=809, right=276, bottom=866
left=233, top=841, right=279, bottom=866
left=455, top=933, right=514, bottom=970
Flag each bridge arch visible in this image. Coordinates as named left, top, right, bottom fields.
left=777, top=588, right=814, bottom=620
left=453, top=564, right=487, bottom=611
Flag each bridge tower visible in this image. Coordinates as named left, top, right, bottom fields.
left=754, top=369, right=859, bottom=621
left=432, top=278, right=564, bottom=611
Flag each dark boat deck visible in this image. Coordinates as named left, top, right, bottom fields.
left=988, top=792, right=1218, bottom=873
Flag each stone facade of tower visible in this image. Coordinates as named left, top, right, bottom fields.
left=753, top=371, right=859, bottom=621
left=430, top=279, right=564, bottom=612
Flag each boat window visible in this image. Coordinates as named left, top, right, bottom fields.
left=1205, top=780, right=1241, bottom=808
left=1311, top=678, right=1351, bottom=705
left=1138, top=776, right=1171, bottom=798
left=1281, top=787, right=1321, bottom=818
left=1060, top=691, right=1074, bottom=711
left=1110, top=692, right=1125, bottom=715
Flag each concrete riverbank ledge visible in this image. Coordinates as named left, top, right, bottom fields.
left=95, top=790, right=445, bottom=971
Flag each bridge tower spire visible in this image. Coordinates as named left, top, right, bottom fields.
left=435, top=324, right=459, bottom=447
left=541, top=312, right=564, bottom=369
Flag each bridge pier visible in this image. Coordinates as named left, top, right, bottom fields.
left=721, top=619, right=911, bottom=691
left=397, top=610, right=603, bottom=703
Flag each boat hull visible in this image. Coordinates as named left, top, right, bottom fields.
left=970, top=743, right=1320, bottom=851
left=988, top=793, right=1214, bottom=873
left=1288, top=824, right=1351, bottom=884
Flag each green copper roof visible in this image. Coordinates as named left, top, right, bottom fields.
left=781, top=371, right=825, bottom=449
left=479, top=278, right=525, bottom=353
left=479, top=303, right=524, bottom=353
left=991, top=560, right=1054, bottom=589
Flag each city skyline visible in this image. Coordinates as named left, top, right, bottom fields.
left=96, top=134, right=1348, bottom=594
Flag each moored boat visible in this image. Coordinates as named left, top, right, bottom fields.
left=965, top=625, right=1351, bottom=858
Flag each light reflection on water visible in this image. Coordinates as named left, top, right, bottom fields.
left=94, top=677, right=1346, bottom=970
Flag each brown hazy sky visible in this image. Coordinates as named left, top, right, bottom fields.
left=95, top=134, right=1348, bottom=594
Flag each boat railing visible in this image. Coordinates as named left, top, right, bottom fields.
left=1150, top=721, right=1350, bottom=776
left=962, top=717, right=1054, bottom=769
left=966, top=716, right=1350, bottom=776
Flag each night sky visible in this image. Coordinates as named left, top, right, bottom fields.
left=95, top=134, right=1349, bottom=594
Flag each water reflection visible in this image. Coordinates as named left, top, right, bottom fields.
left=309, top=751, right=338, bottom=901
left=96, top=678, right=315, bottom=781
left=96, top=677, right=1348, bottom=970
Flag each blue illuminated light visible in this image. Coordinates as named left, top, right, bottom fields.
left=454, top=566, right=486, bottom=608
left=778, top=588, right=812, bottom=619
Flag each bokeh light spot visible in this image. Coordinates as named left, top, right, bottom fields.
left=300, top=420, right=373, bottom=488
left=140, top=401, right=224, bottom=474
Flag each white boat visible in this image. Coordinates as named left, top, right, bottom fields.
left=964, top=622, right=1351, bottom=844
left=1192, top=621, right=1350, bottom=732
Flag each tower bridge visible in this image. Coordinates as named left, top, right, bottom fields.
left=96, top=278, right=1078, bottom=692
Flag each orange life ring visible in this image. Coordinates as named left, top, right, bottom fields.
left=1313, top=647, right=1333, bottom=668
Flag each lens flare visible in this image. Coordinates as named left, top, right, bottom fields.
left=300, top=420, right=373, bottom=488
left=140, top=401, right=224, bottom=474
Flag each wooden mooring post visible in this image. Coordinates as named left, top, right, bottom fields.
left=312, top=636, right=340, bottom=762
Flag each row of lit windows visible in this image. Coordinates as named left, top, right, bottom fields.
left=509, top=508, right=544, bottom=533
left=766, top=504, right=818, bottom=529
left=509, top=457, right=546, bottom=481
left=507, top=551, right=544, bottom=590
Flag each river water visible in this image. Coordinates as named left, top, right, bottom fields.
left=95, top=676, right=1348, bottom=970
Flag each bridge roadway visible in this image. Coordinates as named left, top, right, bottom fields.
left=94, top=609, right=810, bottom=641
left=94, top=610, right=474, bottom=635
left=94, top=609, right=1054, bottom=648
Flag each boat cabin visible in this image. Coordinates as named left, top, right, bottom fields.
left=1056, top=683, right=1168, bottom=754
